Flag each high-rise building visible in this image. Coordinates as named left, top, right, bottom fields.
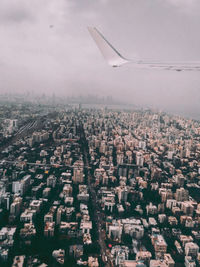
left=136, top=152, right=144, bottom=167
left=185, top=242, right=199, bottom=257
left=21, top=175, right=31, bottom=195
left=72, top=160, right=84, bottom=184
left=12, top=181, right=21, bottom=194
left=176, top=188, right=189, bottom=202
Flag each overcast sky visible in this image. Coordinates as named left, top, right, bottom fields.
left=0, top=0, right=200, bottom=116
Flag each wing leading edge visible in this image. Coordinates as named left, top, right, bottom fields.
left=88, top=27, right=200, bottom=71
left=88, top=27, right=129, bottom=67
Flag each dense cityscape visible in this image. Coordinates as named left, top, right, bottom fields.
left=0, top=98, right=199, bottom=267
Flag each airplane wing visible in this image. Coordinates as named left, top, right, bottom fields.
left=88, top=27, right=200, bottom=71
left=88, top=27, right=129, bottom=67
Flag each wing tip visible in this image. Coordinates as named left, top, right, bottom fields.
left=88, top=26, right=130, bottom=67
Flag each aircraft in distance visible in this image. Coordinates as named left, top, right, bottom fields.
left=88, top=27, right=200, bottom=71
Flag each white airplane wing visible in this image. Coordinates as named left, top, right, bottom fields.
left=88, top=27, right=129, bottom=67
left=88, top=27, right=200, bottom=71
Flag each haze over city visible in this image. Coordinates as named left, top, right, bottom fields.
left=1, top=0, right=200, bottom=117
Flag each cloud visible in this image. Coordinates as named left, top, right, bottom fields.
left=167, top=0, right=197, bottom=6
left=0, top=0, right=199, bottom=118
left=0, top=0, right=36, bottom=24
left=164, top=0, right=200, bottom=14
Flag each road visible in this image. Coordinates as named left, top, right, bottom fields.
left=78, top=122, right=113, bottom=267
